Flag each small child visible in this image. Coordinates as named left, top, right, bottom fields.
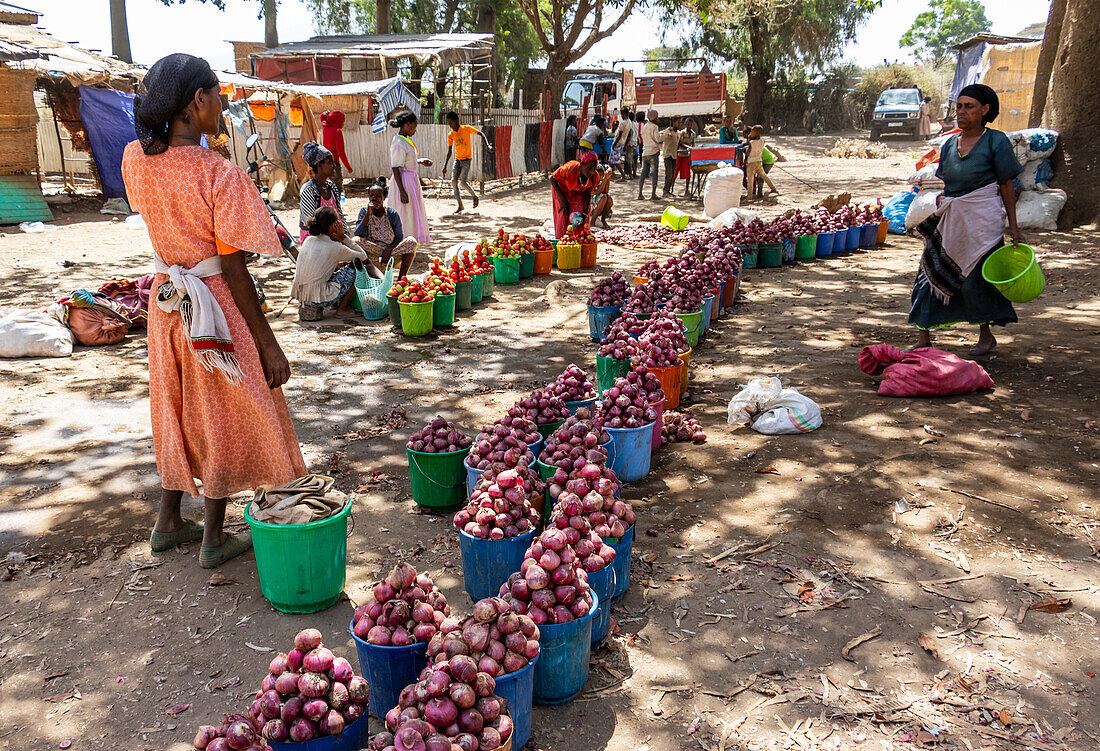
left=744, top=125, right=779, bottom=199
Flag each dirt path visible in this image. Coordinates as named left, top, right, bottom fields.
left=2, top=135, right=1099, bottom=751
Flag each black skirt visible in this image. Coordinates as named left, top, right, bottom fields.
left=908, top=247, right=1017, bottom=330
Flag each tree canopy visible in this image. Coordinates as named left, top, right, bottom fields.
left=900, top=0, right=992, bottom=68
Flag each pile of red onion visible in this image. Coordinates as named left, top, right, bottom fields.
left=452, top=466, right=541, bottom=539
left=632, top=334, right=681, bottom=369
left=538, top=408, right=610, bottom=475
left=662, top=411, right=707, bottom=443
left=603, top=311, right=647, bottom=339
left=513, top=389, right=569, bottom=426
left=370, top=656, right=514, bottom=751
left=492, top=408, right=541, bottom=445
left=232, top=628, right=370, bottom=744
left=546, top=453, right=621, bottom=504
left=596, top=376, right=659, bottom=429
left=192, top=714, right=264, bottom=751
left=621, top=284, right=656, bottom=316
left=499, top=527, right=594, bottom=624
left=638, top=312, right=690, bottom=353
left=353, top=563, right=451, bottom=646
left=550, top=492, right=627, bottom=558
left=465, top=424, right=536, bottom=471
left=407, top=417, right=472, bottom=454
left=665, top=285, right=703, bottom=314
left=587, top=271, right=630, bottom=307
left=597, top=329, right=640, bottom=360
left=546, top=364, right=595, bottom=402
left=425, top=596, right=541, bottom=677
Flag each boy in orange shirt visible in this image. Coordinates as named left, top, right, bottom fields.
left=441, top=111, right=493, bottom=213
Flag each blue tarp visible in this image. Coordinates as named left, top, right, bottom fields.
left=950, top=44, right=987, bottom=101
left=78, top=86, right=136, bottom=199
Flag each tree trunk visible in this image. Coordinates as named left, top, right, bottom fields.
left=1044, top=0, right=1100, bottom=227
left=376, top=0, right=391, bottom=34
left=263, top=0, right=278, bottom=48
left=474, top=3, right=496, bottom=105
left=742, top=13, right=769, bottom=127
left=1029, top=0, right=1066, bottom=127
left=109, top=0, right=132, bottom=63
left=544, top=56, right=569, bottom=120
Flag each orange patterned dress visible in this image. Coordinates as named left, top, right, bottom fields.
left=122, top=142, right=306, bottom=499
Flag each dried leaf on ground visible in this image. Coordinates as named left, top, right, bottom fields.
left=164, top=703, right=190, bottom=715
left=755, top=466, right=780, bottom=475
left=206, top=573, right=238, bottom=587
left=1028, top=597, right=1071, bottom=613
left=917, top=631, right=940, bottom=658
left=841, top=627, right=882, bottom=661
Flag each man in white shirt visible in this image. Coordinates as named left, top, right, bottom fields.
left=637, top=109, right=663, bottom=200
left=613, top=110, right=636, bottom=179
left=660, top=116, right=683, bottom=197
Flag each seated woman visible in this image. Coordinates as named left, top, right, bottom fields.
left=550, top=151, right=600, bottom=239
left=291, top=206, right=366, bottom=316
left=353, top=177, right=418, bottom=278
left=588, top=163, right=614, bottom=229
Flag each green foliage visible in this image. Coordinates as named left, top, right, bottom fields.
left=643, top=47, right=686, bottom=72
left=900, top=0, right=991, bottom=67
left=850, top=63, right=942, bottom=116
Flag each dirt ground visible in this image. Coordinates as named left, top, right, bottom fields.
left=2, top=133, right=1099, bottom=751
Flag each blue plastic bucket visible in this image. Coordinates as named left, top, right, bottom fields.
left=458, top=528, right=536, bottom=602
left=859, top=223, right=877, bottom=248
left=532, top=591, right=598, bottom=705
left=588, top=565, right=617, bottom=644
left=715, top=282, right=725, bottom=314
left=527, top=437, right=544, bottom=462
left=781, top=238, right=796, bottom=264
left=816, top=231, right=835, bottom=257
left=605, top=422, right=654, bottom=482
left=700, top=296, right=714, bottom=333
left=844, top=226, right=860, bottom=252
left=564, top=397, right=597, bottom=416
left=349, top=622, right=428, bottom=720
left=268, top=710, right=370, bottom=751
left=604, top=524, right=634, bottom=603
left=492, top=655, right=538, bottom=748
left=587, top=304, right=622, bottom=342
left=464, top=460, right=486, bottom=499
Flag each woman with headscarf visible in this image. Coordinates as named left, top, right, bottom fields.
left=550, top=151, right=601, bottom=238
left=122, top=54, right=306, bottom=568
left=909, top=84, right=1023, bottom=357
left=389, top=112, right=432, bottom=245
left=298, top=141, right=347, bottom=244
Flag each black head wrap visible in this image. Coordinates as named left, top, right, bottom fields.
left=390, top=111, right=417, bottom=129
left=302, top=141, right=332, bottom=168
left=958, top=83, right=999, bottom=124
left=134, top=54, right=219, bottom=156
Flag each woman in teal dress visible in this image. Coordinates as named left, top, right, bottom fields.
left=909, top=84, right=1023, bottom=357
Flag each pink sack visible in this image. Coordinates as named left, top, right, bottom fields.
left=858, top=344, right=994, bottom=397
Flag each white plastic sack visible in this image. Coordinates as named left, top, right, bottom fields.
left=443, top=242, right=478, bottom=265
left=1012, top=127, right=1058, bottom=161
left=1017, top=159, right=1053, bottom=191
left=726, top=376, right=822, bottom=435
left=706, top=206, right=759, bottom=230
left=124, top=214, right=147, bottom=230
left=904, top=189, right=943, bottom=230
left=906, top=164, right=944, bottom=189
left=702, top=166, right=744, bottom=218
left=538, top=219, right=557, bottom=241
left=19, top=221, right=56, bottom=233
left=1014, top=188, right=1066, bottom=231
left=0, top=309, right=73, bottom=358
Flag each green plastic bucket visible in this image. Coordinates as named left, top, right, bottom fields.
left=470, top=272, right=483, bottom=303
left=387, top=295, right=401, bottom=325
left=536, top=419, right=565, bottom=439
left=742, top=248, right=758, bottom=269
left=492, top=256, right=521, bottom=284
left=795, top=234, right=817, bottom=260
left=481, top=269, right=494, bottom=298
left=518, top=252, right=536, bottom=278
left=454, top=280, right=473, bottom=311
left=432, top=293, right=456, bottom=327
left=245, top=499, right=351, bottom=613
left=399, top=300, right=434, bottom=336
left=759, top=242, right=783, bottom=268
left=673, top=309, right=702, bottom=348
left=407, top=446, right=470, bottom=511
left=596, top=355, right=632, bottom=394
left=661, top=206, right=689, bottom=231
left=535, top=458, right=556, bottom=482
left=981, top=243, right=1045, bottom=303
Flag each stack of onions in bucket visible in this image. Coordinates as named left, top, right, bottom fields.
left=665, top=285, right=703, bottom=314
left=426, top=596, right=541, bottom=677
left=453, top=466, right=542, bottom=539
left=352, top=563, right=451, bottom=646
left=550, top=453, right=633, bottom=540
left=638, top=312, right=690, bottom=354
left=233, top=628, right=370, bottom=744
left=621, top=284, right=656, bottom=317
left=538, top=409, right=610, bottom=474
left=549, top=492, right=622, bottom=565
left=192, top=713, right=265, bottom=751
left=545, top=364, right=595, bottom=403
left=407, top=417, right=472, bottom=454
left=465, top=424, right=536, bottom=471
left=498, top=527, right=594, bottom=624
left=587, top=271, right=629, bottom=307
left=369, top=655, right=514, bottom=751
left=491, top=408, right=541, bottom=446
left=596, top=376, right=659, bottom=429
left=513, top=388, right=569, bottom=428
left=631, top=335, right=681, bottom=371
left=597, top=328, right=639, bottom=361
left=602, top=311, right=647, bottom=339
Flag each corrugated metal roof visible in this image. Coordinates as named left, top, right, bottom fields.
left=953, top=33, right=1042, bottom=51
left=250, top=33, right=494, bottom=64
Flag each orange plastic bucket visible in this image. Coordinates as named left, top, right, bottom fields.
left=580, top=243, right=598, bottom=268
left=676, top=348, right=691, bottom=397
left=876, top=220, right=888, bottom=244
left=651, top=363, right=682, bottom=409
left=533, top=248, right=553, bottom=275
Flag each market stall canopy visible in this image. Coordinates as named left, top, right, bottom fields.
left=0, top=22, right=139, bottom=85
left=293, top=77, right=420, bottom=118
left=250, top=33, right=495, bottom=67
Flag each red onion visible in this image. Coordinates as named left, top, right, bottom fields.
left=407, top=416, right=472, bottom=453
left=452, top=465, right=541, bottom=539
left=596, top=376, right=659, bottom=429
left=294, top=628, right=322, bottom=652
left=588, top=271, right=629, bottom=306
left=662, top=410, right=707, bottom=443
left=546, top=364, right=595, bottom=402
left=514, top=389, right=569, bottom=426
left=499, top=528, right=593, bottom=623
left=465, top=423, right=537, bottom=471
left=354, top=563, right=450, bottom=645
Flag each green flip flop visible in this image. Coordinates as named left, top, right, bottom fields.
left=199, top=532, right=253, bottom=569
left=150, top=519, right=204, bottom=552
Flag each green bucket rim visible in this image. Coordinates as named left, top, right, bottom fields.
left=981, top=243, right=1037, bottom=287
left=398, top=299, right=435, bottom=309
left=244, top=494, right=352, bottom=533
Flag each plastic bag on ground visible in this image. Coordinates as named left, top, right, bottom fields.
left=859, top=344, right=994, bottom=397
left=0, top=309, right=74, bottom=357
left=907, top=164, right=944, bottom=189
left=538, top=219, right=557, bottom=241
left=905, top=189, right=942, bottom=231
left=884, top=190, right=917, bottom=234
left=706, top=205, right=759, bottom=229
left=19, top=221, right=56, bottom=233
left=726, top=376, right=822, bottom=434
left=702, top=166, right=744, bottom=218
left=1014, top=189, right=1066, bottom=230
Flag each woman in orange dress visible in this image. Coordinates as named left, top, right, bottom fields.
left=122, top=54, right=306, bottom=568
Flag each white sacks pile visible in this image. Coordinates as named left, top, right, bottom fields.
left=904, top=127, right=1065, bottom=231
left=702, top=165, right=744, bottom=218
